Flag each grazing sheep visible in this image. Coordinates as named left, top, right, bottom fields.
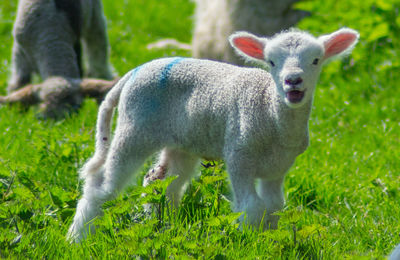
left=7, top=0, right=113, bottom=117
left=67, top=28, right=359, bottom=242
left=192, top=0, right=310, bottom=65
left=148, top=0, right=309, bottom=66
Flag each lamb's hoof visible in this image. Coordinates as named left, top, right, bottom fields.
left=143, top=165, right=167, bottom=185
left=67, top=224, right=85, bottom=243
left=142, top=165, right=168, bottom=214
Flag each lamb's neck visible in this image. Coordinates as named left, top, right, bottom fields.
left=273, top=98, right=313, bottom=149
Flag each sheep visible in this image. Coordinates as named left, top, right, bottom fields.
left=67, top=28, right=359, bottom=242
left=192, top=0, right=309, bottom=65
left=7, top=0, right=114, bottom=117
left=148, top=0, right=309, bottom=66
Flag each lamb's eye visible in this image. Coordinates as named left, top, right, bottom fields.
left=312, top=58, right=319, bottom=65
left=269, top=60, right=275, bottom=67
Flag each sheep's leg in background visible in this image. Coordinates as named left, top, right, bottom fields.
left=0, top=83, right=36, bottom=105
left=80, top=77, right=119, bottom=103
left=8, top=42, right=33, bottom=93
left=32, top=35, right=83, bottom=116
left=1, top=77, right=81, bottom=117
left=0, top=77, right=118, bottom=106
left=81, top=0, right=113, bottom=79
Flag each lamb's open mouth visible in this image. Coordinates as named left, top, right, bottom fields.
left=286, top=90, right=305, bottom=103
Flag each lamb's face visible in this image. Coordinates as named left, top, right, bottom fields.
left=264, top=33, right=324, bottom=108
left=229, top=28, right=359, bottom=109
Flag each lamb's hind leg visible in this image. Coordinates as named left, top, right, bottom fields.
left=144, top=148, right=200, bottom=209
left=67, top=165, right=107, bottom=242
left=68, top=127, right=155, bottom=242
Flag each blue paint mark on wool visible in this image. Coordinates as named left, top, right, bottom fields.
left=158, top=57, right=185, bottom=89
left=129, top=65, right=143, bottom=82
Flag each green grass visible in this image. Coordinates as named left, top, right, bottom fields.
left=1, top=0, right=400, bottom=258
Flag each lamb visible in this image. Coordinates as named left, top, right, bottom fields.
left=67, top=28, right=359, bottom=242
left=6, top=0, right=114, bottom=117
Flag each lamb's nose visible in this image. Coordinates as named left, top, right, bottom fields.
left=285, top=77, right=303, bottom=86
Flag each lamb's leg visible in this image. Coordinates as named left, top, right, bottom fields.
left=68, top=126, right=155, bottom=242
left=230, top=176, right=267, bottom=229
left=226, top=157, right=268, bottom=230
left=144, top=148, right=200, bottom=209
left=257, top=177, right=285, bottom=229
left=67, top=166, right=107, bottom=242
left=163, top=149, right=200, bottom=207
left=8, top=43, right=32, bottom=93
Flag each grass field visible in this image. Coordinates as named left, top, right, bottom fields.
left=1, top=0, right=400, bottom=258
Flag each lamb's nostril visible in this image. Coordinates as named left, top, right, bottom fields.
left=285, top=77, right=303, bottom=86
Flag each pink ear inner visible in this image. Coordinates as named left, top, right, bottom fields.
left=324, top=33, right=357, bottom=59
left=233, top=37, right=264, bottom=60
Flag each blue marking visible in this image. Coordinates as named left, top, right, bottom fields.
left=130, top=65, right=143, bottom=82
left=147, top=99, right=160, bottom=113
left=158, top=57, right=185, bottom=89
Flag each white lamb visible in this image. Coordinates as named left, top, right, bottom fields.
left=67, top=28, right=359, bottom=242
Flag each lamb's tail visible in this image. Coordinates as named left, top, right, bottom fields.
left=79, top=72, right=131, bottom=179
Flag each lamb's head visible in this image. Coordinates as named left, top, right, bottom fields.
left=229, top=28, right=359, bottom=108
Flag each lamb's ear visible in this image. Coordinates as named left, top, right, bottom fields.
left=319, top=28, right=359, bottom=62
left=229, top=32, right=266, bottom=62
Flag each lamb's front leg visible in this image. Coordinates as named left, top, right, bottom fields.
left=227, top=160, right=269, bottom=230
left=257, top=177, right=285, bottom=229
